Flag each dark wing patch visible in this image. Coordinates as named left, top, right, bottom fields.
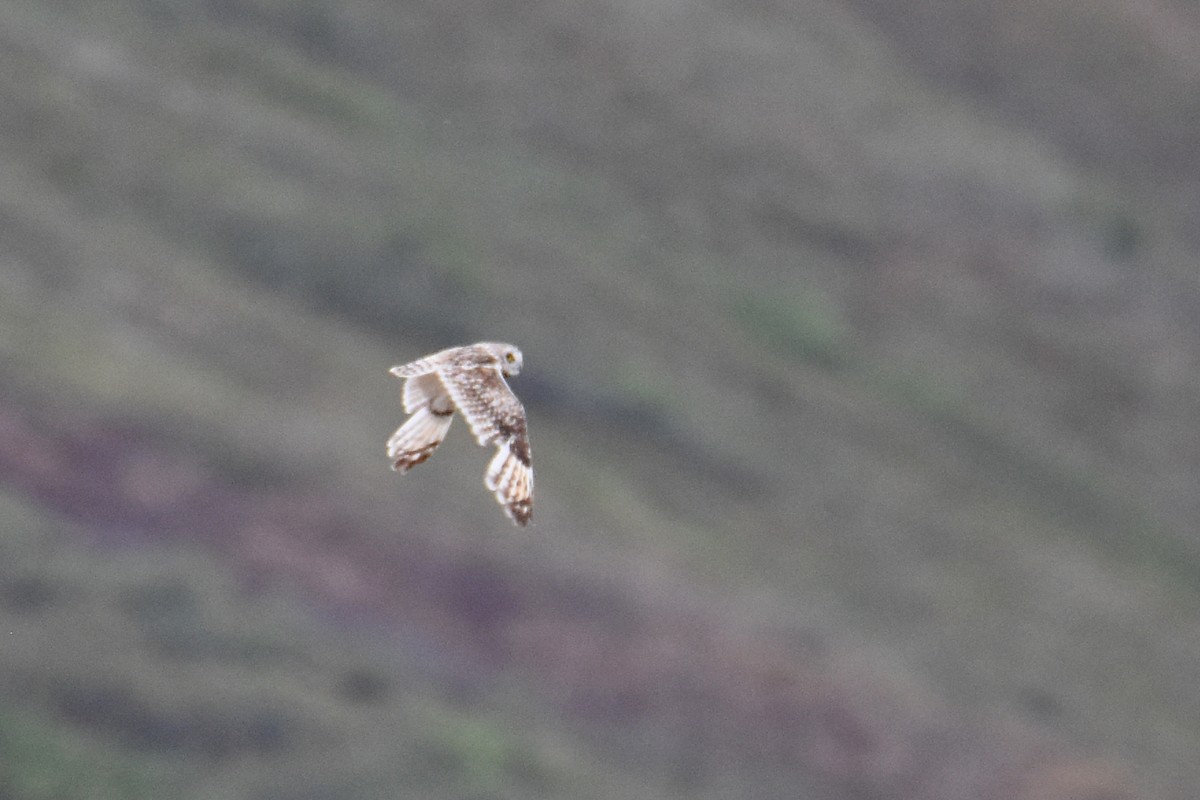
left=505, top=428, right=532, bottom=467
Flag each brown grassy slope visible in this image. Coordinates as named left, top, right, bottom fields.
left=1, top=0, right=1200, bottom=797
left=843, top=0, right=1200, bottom=184
left=0, top=387, right=1140, bottom=800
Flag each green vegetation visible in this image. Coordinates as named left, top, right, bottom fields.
left=0, top=708, right=162, bottom=800
left=415, top=705, right=558, bottom=797
left=731, top=290, right=849, bottom=368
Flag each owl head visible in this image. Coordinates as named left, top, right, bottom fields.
left=483, top=342, right=523, bottom=376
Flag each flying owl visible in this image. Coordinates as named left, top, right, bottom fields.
left=387, top=342, right=533, bottom=525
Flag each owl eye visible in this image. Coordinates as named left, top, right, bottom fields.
left=505, top=352, right=516, bottom=363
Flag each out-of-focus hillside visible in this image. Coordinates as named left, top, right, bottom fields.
left=1, top=0, right=1199, bottom=798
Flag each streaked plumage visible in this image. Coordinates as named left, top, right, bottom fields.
left=387, top=342, right=533, bottom=525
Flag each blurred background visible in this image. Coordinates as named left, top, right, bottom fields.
left=1, top=0, right=1199, bottom=798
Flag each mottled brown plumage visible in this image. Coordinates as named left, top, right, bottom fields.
left=387, top=342, right=533, bottom=525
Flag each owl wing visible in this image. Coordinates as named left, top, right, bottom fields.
left=387, top=365, right=457, bottom=472
left=439, top=366, right=521, bottom=446
left=441, top=364, right=533, bottom=525
left=389, top=346, right=461, bottom=379
left=484, top=439, right=534, bottom=526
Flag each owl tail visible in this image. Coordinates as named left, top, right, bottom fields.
left=388, top=408, right=453, bottom=472
left=485, top=442, right=534, bottom=526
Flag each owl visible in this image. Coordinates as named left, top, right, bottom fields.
left=387, top=342, right=533, bottom=525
